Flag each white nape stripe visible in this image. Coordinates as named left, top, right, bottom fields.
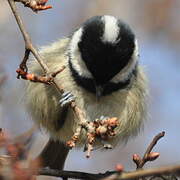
left=110, top=39, right=139, bottom=83
left=68, top=28, right=93, bottom=78
left=102, top=15, right=119, bottom=43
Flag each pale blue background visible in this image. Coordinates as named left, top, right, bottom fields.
left=0, top=0, right=180, bottom=176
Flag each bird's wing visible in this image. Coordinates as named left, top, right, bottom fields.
left=24, top=38, right=71, bottom=169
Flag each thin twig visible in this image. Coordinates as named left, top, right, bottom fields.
left=7, top=0, right=87, bottom=130
left=7, top=0, right=88, bottom=155
left=133, top=131, right=165, bottom=169
left=140, top=131, right=165, bottom=168
left=4, top=2, right=180, bottom=178
left=8, top=0, right=121, bottom=159
left=15, top=0, right=52, bottom=12
left=116, top=165, right=180, bottom=180
left=66, top=117, right=118, bottom=158
left=38, top=165, right=180, bottom=180
left=16, top=66, right=66, bottom=84
left=19, top=49, right=30, bottom=72
left=142, top=132, right=165, bottom=161
left=7, top=0, right=49, bottom=73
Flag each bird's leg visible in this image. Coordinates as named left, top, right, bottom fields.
left=59, top=91, right=75, bottom=107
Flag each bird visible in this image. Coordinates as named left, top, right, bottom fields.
left=25, top=15, right=148, bottom=170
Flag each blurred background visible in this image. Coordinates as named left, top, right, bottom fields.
left=0, top=0, right=180, bottom=179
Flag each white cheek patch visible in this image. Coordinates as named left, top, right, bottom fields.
left=102, top=15, right=119, bottom=43
left=69, top=28, right=83, bottom=54
left=68, top=28, right=93, bottom=78
left=110, top=39, right=139, bottom=83
left=133, top=39, right=139, bottom=58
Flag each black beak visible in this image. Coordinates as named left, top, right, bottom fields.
left=95, top=85, right=104, bottom=99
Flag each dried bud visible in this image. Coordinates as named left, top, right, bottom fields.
left=133, top=154, right=142, bottom=165
left=29, top=0, right=37, bottom=8
left=70, top=135, right=78, bottom=142
left=96, top=126, right=107, bottom=135
left=26, top=73, right=35, bottom=81
left=115, top=164, right=124, bottom=172
left=16, top=68, right=27, bottom=76
left=107, top=117, right=118, bottom=127
left=146, top=152, right=160, bottom=161
left=66, top=140, right=75, bottom=148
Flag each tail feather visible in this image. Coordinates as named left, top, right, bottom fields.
left=39, top=139, right=69, bottom=170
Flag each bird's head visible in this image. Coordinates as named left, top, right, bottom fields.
left=68, top=15, right=139, bottom=97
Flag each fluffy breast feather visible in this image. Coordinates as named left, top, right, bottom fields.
left=25, top=38, right=148, bottom=147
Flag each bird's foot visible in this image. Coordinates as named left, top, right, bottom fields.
left=59, top=91, right=75, bottom=107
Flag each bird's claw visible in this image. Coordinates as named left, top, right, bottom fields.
left=59, top=91, right=75, bottom=107
left=103, top=144, right=113, bottom=149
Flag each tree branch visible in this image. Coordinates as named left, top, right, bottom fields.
left=7, top=0, right=121, bottom=158
left=140, top=131, right=165, bottom=168
left=7, top=0, right=88, bottom=146
left=38, top=165, right=180, bottom=180
left=7, top=0, right=87, bottom=121
left=133, top=131, right=165, bottom=169
left=115, top=165, right=180, bottom=180
left=39, top=168, right=116, bottom=180
left=15, top=0, right=52, bottom=12
left=7, top=0, right=49, bottom=72
left=5, top=0, right=180, bottom=179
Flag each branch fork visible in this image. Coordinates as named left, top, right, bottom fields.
left=133, top=131, right=165, bottom=169
left=16, top=65, right=66, bottom=84
left=66, top=117, right=119, bottom=158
